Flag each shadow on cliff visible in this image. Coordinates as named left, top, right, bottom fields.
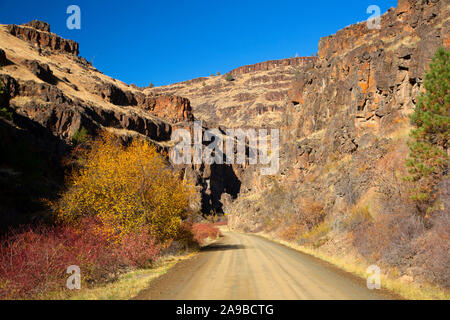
left=201, top=163, right=241, bottom=215
left=0, top=113, right=69, bottom=233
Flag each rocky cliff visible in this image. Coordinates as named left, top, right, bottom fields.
left=226, top=0, right=449, bottom=289
left=7, top=21, right=79, bottom=56
left=146, top=57, right=316, bottom=128
left=0, top=21, right=195, bottom=140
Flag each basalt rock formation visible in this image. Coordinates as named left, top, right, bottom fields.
left=229, top=57, right=316, bottom=76
left=230, top=0, right=449, bottom=226
left=146, top=57, right=317, bottom=128
left=0, top=48, right=7, bottom=67
left=7, top=22, right=79, bottom=55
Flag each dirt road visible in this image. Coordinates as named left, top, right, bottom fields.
left=135, top=230, right=394, bottom=300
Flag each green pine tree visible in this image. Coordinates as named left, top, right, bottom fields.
left=405, top=47, right=449, bottom=209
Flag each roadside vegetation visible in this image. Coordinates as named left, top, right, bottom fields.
left=0, top=132, right=222, bottom=299
left=405, top=47, right=449, bottom=214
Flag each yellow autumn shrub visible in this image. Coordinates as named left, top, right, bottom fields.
left=55, top=132, right=194, bottom=243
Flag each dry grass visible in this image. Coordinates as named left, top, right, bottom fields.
left=65, top=253, right=196, bottom=300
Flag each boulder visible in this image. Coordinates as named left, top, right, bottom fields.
left=22, top=20, right=50, bottom=32
left=23, top=60, right=56, bottom=84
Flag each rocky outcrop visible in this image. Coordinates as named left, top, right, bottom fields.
left=7, top=21, right=79, bottom=55
left=0, top=74, right=173, bottom=142
left=0, top=48, right=7, bottom=67
left=146, top=58, right=310, bottom=128
left=229, top=57, right=317, bottom=76
left=140, top=95, right=194, bottom=123
left=23, top=60, right=57, bottom=84
left=288, top=0, right=449, bottom=142
left=22, top=20, right=51, bottom=32
left=90, top=80, right=194, bottom=123
left=92, top=81, right=137, bottom=106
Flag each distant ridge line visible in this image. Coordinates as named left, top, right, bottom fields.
left=228, top=56, right=317, bottom=76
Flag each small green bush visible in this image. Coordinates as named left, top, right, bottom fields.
left=225, top=73, right=234, bottom=81
left=0, top=107, right=12, bottom=120
left=72, top=126, right=89, bottom=145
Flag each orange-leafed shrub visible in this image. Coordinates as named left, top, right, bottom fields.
left=54, top=132, right=195, bottom=243
left=191, top=223, right=221, bottom=245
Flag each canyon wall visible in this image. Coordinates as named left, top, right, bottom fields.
left=226, top=0, right=449, bottom=288
left=230, top=0, right=449, bottom=226
left=146, top=57, right=316, bottom=128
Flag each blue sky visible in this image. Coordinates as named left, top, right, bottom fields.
left=0, top=0, right=396, bottom=86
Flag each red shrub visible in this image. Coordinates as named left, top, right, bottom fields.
left=211, top=220, right=228, bottom=227
left=191, top=223, right=221, bottom=245
left=0, top=218, right=160, bottom=299
left=115, top=230, right=160, bottom=269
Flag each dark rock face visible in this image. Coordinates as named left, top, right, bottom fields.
left=23, top=60, right=56, bottom=84
left=90, top=80, right=194, bottom=123
left=7, top=22, right=79, bottom=55
left=0, top=48, right=7, bottom=67
left=0, top=114, right=68, bottom=232
left=22, top=20, right=50, bottom=32
left=0, top=74, right=173, bottom=142
left=93, top=81, right=136, bottom=106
